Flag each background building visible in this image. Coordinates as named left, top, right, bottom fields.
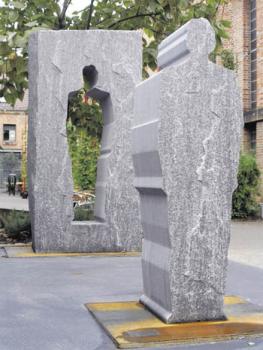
left=0, top=93, right=28, bottom=188
left=219, top=0, right=263, bottom=197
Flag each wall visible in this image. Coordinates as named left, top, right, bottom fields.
left=218, top=0, right=250, bottom=110
left=0, top=112, right=28, bottom=151
left=257, top=0, right=263, bottom=107
left=219, top=0, right=263, bottom=199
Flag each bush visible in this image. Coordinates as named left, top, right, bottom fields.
left=74, top=206, right=94, bottom=221
left=232, top=153, right=261, bottom=218
left=67, top=122, right=100, bottom=191
left=220, top=49, right=237, bottom=71
left=0, top=210, right=31, bottom=241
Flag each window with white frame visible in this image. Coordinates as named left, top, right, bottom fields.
left=3, top=124, right=16, bottom=144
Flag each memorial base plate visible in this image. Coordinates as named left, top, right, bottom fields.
left=86, top=296, right=263, bottom=349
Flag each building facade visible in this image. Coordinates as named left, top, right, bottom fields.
left=219, top=0, right=263, bottom=197
left=0, top=94, right=28, bottom=188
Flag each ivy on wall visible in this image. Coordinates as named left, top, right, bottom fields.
left=67, top=120, right=100, bottom=192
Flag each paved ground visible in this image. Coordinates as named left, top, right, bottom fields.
left=0, top=190, right=262, bottom=267
left=2, top=219, right=263, bottom=268
left=229, top=220, right=263, bottom=269
left=0, top=256, right=263, bottom=350
left=0, top=190, right=28, bottom=211
left=0, top=216, right=262, bottom=349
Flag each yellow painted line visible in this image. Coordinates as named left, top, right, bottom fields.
left=224, top=295, right=247, bottom=305
left=88, top=301, right=142, bottom=312
left=14, top=251, right=141, bottom=258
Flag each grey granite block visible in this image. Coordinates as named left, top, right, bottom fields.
left=132, top=18, right=243, bottom=323
left=28, top=30, right=142, bottom=252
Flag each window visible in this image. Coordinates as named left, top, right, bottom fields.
left=3, top=124, right=16, bottom=144
left=247, top=123, right=256, bottom=152
left=250, top=0, right=257, bottom=110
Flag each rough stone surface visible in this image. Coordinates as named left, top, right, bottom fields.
left=28, top=30, right=142, bottom=252
left=132, top=19, right=243, bottom=323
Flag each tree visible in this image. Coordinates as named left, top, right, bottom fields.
left=68, top=88, right=103, bottom=139
left=0, top=0, right=232, bottom=193
left=0, top=0, right=231, bottom=105
left=0, top=0, right=63, bottom=104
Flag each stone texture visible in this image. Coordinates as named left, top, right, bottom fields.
left=132, top=18, right=243, bottom=323
left=28, top=30, right=142, bottom=252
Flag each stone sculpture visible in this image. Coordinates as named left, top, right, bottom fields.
left=132, top=18, right=243, bottom=323
left=28, top=30, right=142, bottom=252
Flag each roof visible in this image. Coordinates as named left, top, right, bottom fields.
left=0, top=90, right=28, bottom=112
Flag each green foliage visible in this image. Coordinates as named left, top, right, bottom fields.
left=73, top=0, right=231, bottom=77
left=0, top=0, right=233, bottom=195
left=67, top=83, right=102, bottom=194
left=74, top=206, right=94, bottom=221
left=0, top=0, right=61, bottom=104
left=0, top=209, right=31, bottom=240
left=0, top=0, right=231, bottom=104
left=68, top=90, right=103, bottom=139
left=220, top=49, right=237, bottom=70
left=210, top=48, right=237, bottom=70
left=67, top=121, right=100, bottom=191
left=232, top=153, right=261, bottom=219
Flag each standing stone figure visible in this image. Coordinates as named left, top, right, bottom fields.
left=132, top=18, right=243, bottom=323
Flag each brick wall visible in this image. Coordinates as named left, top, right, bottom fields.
left=242, top=0, right=251, bottom=111
left=256, top=121, right=263, bottom=196
left=219, top=0, right=263, bottom=200
left=257, top=0, right=263, bottom=108
left=242, top=127, right=251, bottom=153
left=219, top=0, right=263, bottom=112
left=218, top=0, right=250, bottom=111
left=0, top=112, right=28, bottom=151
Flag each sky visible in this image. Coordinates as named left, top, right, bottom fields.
left=0, top=0, right=91, bottom=15
left=60, top=0, right=91, bottom=15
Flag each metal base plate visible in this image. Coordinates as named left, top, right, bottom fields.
left=86, top=296, right=263, bottom=349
